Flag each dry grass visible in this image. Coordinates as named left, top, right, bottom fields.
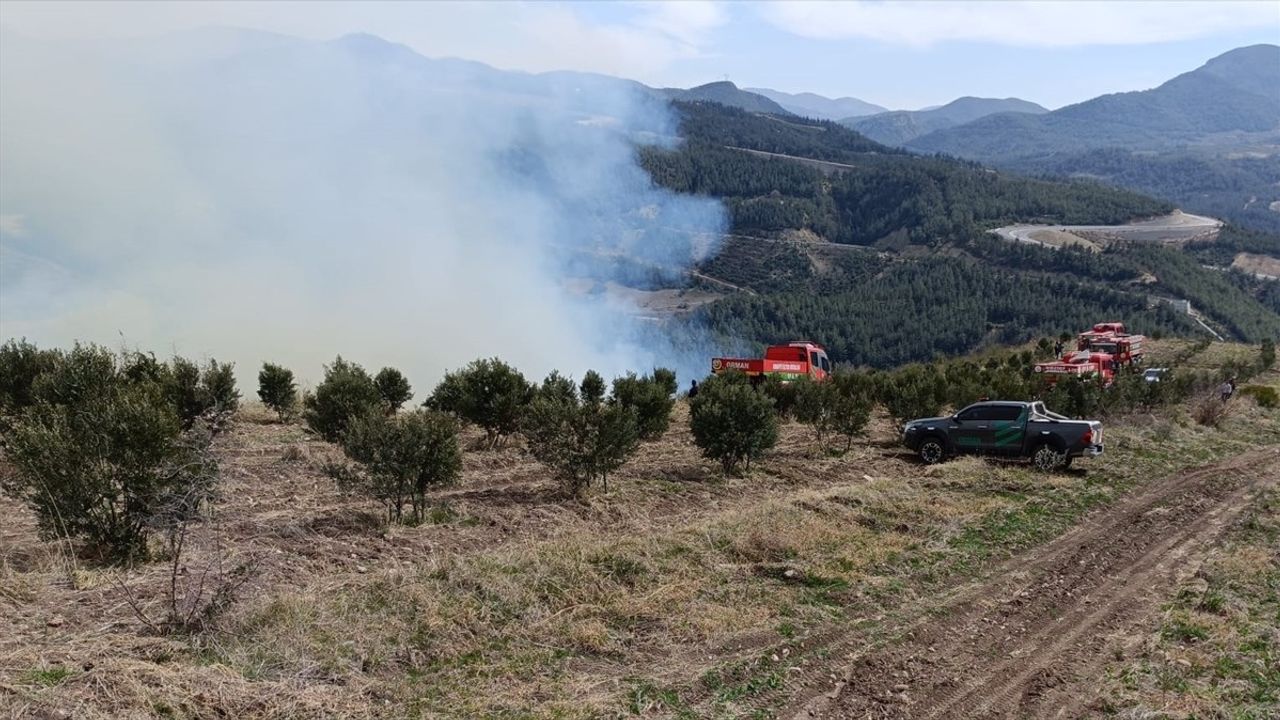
left=3, top=391, right=1279, bottom=719
left=1101, top=489, right=1280, bottom=718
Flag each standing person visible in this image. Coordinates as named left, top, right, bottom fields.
left=1054, top=338, right=1065, bottom=357
left=688, top=379, right=699, bottom=399
left=1219, top=378, right=1235, bottom=402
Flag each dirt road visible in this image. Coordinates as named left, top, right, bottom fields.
left=787, top=445, right=1280, bottom=720
left=992, top=210, right=1221, bottom=249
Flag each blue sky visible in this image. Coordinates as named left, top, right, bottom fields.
left=2, top=1, right=1278, bottom=109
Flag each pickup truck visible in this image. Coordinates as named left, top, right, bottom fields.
left=901, top=401, right=1102, bottom=470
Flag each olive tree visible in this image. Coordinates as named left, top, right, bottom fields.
left=688, top=376, right=778, bottom=475
left=523, top=372, right=640, bottom=495
left=1, top=345, right=217, bottom=563
left=335, top=409, right=462, bottom=523
left=257, top=363, right=298, bottom=420
left=374, top=367, right=413, bottom=414
left=426, top=358, right=532, bottom=448
left=304, top=356, right=382, bottom=441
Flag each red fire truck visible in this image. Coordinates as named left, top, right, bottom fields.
left=1074, top=322, right=1145, bottom=368
left=711, top=341, right=831, bottom=382
left=1034, top=349, right=1118, bottom=386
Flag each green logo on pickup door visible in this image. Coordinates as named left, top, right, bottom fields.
left=992, top=408, right=1028, bottom=447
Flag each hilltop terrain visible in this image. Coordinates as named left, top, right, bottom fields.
left=2, top=339, right=1276, bottom=719
left=744, top=88, right=887, bottom=121
left=845, top=96, right=1048, bottom=146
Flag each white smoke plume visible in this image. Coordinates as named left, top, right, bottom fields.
left=0, top=27, right=726, bottom=391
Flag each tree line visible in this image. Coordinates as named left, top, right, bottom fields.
left=5, top=335, right=1268, bottom=569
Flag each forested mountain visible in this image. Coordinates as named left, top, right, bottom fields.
left=745, top=88, right=887, bottom=120
left=1008, top=148, right=1280, bottom=233
left=659, top=82, right=791, bottom=114
left=642, top=101, right=1280, bottom=365
left=642, top=102, right=1170, bottom=246
left=846, top=97, right=1048, bottom=146
left=894, top=44, right=1280, bottom=236
left=907, top=44, right=1280, bottom=159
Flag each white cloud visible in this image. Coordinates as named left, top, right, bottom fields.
left=759, top=1, right=1280, bottom=48
left=632, top=1, right=729, bottom=47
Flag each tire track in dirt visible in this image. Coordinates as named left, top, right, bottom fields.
left=785, top=445, right=1279, bottom=720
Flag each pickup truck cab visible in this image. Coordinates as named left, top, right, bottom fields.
left=902, top=401, right=1102, bottom=470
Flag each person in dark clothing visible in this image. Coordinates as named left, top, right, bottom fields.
left=1054, top=339, right=1065, bottom=357
left=688, top=379, right=699, bottom=398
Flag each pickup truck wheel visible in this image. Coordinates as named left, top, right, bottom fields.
left=1032, top=444, right=1066, bottom=472
left=918, top=438, right=946, bottom=465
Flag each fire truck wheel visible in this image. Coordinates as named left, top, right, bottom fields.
left=918, top=437, right=946, bottom=465
left=1032, top=443, right=1066, bottom=472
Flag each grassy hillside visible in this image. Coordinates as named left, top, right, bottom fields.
left=3, top=341, right=1275, bottom=719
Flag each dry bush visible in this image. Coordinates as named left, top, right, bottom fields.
left=1192, top=394, right=1231, bottom=427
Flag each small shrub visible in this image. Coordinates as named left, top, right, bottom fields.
left=373, top=367, right=413, bottom=414
left=535, top=370, right=577, bottom=404
left=762, top=375, right=803, bottom=419
left=523, top=377, right=640, bottom=495
left=162, top=356, right=239, bottom=429
left=0, top=339, right=60, bottom=417
left=580, top=370, right=606, bottom=405
left=337, top=409, right=462, bottom=523
left=828, top=372, right=875, bottom=452
left=1192, top=394, right=1230, bottom=427
left=304, top=356, right=382, bottom=442
left=689, top=376, right=778, bottom=475
left=426, top=358, right=532, bottom=448
left=165, top=356, right=205, bottom=426
left=793, top=379, right=834, bottom=443
left=1044, top=375, right=1105, bottom=419
left=1259, top=339, right=1276, bottom=373
left=611, top=371, right=675, bottom=440
left=652, top=367, right=678, bottom=397
left=200, top=360, right=240, bottom=414
left=795, top=373, right=874, bottom=452
left=2, top=347, right=218, bottom=562
left=1240, top=384, right=1278, bottom=409
left=257, top=363, right=297, bottom=421
left=878, top=365, right=946, bottom=429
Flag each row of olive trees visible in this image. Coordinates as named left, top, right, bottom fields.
left=291, top=356, right=677, bottom=519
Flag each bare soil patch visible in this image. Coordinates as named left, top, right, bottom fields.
left=786, top=445, right=1280, bottom=719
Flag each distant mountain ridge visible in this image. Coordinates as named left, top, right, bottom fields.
left=745, top=87, right=887, bottom=120
left=907, top=44, right=1280, bottom=159
left=846, top=96, right=1048, bottom=146
left=660, top=81, right=790, bottom=115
